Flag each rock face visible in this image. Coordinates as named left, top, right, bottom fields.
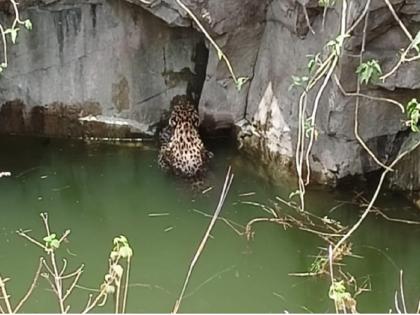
left=1, top=0, right=419, bottom=193
left=0, top=0, right=206, bottom=137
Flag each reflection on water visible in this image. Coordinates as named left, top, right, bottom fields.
left=0, top=136, right=419, bottom=313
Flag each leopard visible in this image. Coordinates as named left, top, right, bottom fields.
left=158, top=95, right=213, bottom=178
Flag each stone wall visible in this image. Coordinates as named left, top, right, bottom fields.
left=0, top=0, right=206, bottom=137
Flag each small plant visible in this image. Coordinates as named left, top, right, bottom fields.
left=406, top=98, right=420, bottom=132
left=307, top=53, right=321, bottom=75
left=0, top=0, right=32, bottom=73
left=326, top=34, right=349, bottom=56
left=289, top=75, right=309, bottom=91
left=235, top=76, right=249, bottom=91
left=9, top=213, right=134, bottom=313
left=329, top=280, right=357, bottom=313
left=356, top=59, right=382, bottom=85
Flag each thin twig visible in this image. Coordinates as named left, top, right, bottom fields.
left=172, top=167, right=234, bottom=313
left=14, top=258, right=43, bottom=313
left=0, top=277, right=12, bottom=314
left=122, top=257, right=131, bottom=313
left=174, top=0, right=240, bottom=84
left=400, top=270, right=407, bottom=314
left=333, top=139, right=420, bottom=254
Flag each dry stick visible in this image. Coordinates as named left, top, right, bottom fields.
left=122, top=257, right=131, bottom=314
left=353, top=10, right=393, bottom=172
left=382, top=0, right=413, bottom=41
left=174, top=0, right=239, bottom=84
left=183, top=265, right=236, bottom=300
left=63, top=267, right=84, bottom=301
left=381, top=39, right=419, bottom=81
left=301, top=3, right=315, bottom=35
left=14, top=258, right=43, bottom=313
left=0, top=278, right=12, bottom=314
left=245, top=217, right=291, bottom=239
left=0, top=24, right=8, bottom=66
left=115, top=279, right=121, bottom=314
left=304, top=0, right=348, bottom=185
left=172, top=167, right=234, bottom=314
left=380, top=0, right=418, bottom=81
left=400, top=270, right=407, bottom=314
left=304, top=56, right=338, bottom=185
left=372, top=208, right=420, bottom=225
left=296, top=0, right=370, bottom=205
left=192, top=209, right=244, bottom=236
left=328, top=245, right=339, bottom=313
left=395, top=291, right=402, bottom=314
left=334, top=76, right=405, bottom=112
left=333, top=139, right=420, bottom=254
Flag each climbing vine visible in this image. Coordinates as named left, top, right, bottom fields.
left=0, top=0, right=32, bottom=73
left=287, top=0, right=420, bottom=311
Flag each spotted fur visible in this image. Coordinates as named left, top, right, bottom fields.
left=158, top=96, right=212, bottom=178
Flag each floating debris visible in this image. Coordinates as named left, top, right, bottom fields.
left=201, top=186, right=213, bottom=194
left=148, top=213, right=170, bottom=217
left=239, top=192, right=256, bottom=197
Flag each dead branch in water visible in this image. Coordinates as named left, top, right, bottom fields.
left=172, top=167, right=234, bottom=314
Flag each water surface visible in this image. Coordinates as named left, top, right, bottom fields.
left=0, top=136, right=419, bottom=313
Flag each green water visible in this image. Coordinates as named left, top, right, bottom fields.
left=0, top=136, right=419, bottom=313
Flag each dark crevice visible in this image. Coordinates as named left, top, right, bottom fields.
left=187, top=39, right=209, bottom=104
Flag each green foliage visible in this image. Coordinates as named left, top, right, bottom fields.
left=307, top=53, right=321, bottom=75
left=0, top=15, right=32, bottom=74
left=326, top=34, right=349, bottom=56
left=24, top=19, right=32, bottom=31
left=304, top=118, right=315, bottom=138
left=43, top=233, right=60, bottom=250
left=406, top=98, right=420, bottom=132
left=319, top=0, right=336, bottom=8
left=111, top=235, right=133, bottom=260
left=412, top=31, right=420, bottom=54
left=4, top=27, right=20, bottom=44
left=356, top=59, right=382, bottom=85
left=236, top=76, right=249, bottom=91
left=310, top=255, right=327, bottom=274
left=289, top=75, right=309, bottom=91
left=329, top=280, right=352, bottom=304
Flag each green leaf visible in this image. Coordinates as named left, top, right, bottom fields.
left=10, top=28, right=19, bottom=44
left=356, top=59, right=382, bottom=85
left=412, top=31, right=420, bottom=53
left=43, top=233, right=57, bottom=243
left=24, top=19, right=32, bottom=31
left=51, top=239, right=60, bottom=249
left=112, top=264, right=123, bottom=278
left=119, top=246, right=133, bottom=258
left=236, top=76, right=249, bottom=91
